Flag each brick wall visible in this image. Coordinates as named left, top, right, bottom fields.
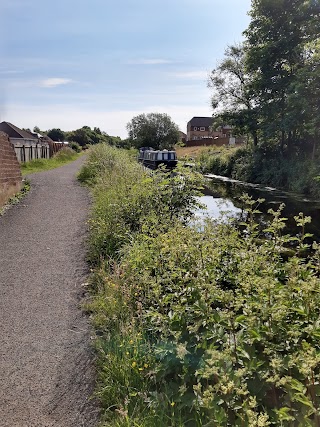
left=0, top=132, right=22, bottom=207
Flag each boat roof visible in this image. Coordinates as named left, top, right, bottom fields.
left=143, top=149, right=176, bottom=153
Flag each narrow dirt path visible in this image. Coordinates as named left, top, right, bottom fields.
left=0, top=157, right=99, bottom=427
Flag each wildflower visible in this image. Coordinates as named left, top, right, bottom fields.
left=144, top=363, right=149, bottom=368
left=129, top=340, right=134, bottom=344
left=170, top=402, right=175, bottom=407
left=131, top=361, right=137, bottom=368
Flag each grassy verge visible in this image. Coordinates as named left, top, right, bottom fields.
left=21, top=147, right=82, bottom=175
left=81, top=144, right=320, bottom=426
left=175, top=145, right=219, bottom=161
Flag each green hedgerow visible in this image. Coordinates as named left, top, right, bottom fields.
left=80, top=144, right=320, bottom=426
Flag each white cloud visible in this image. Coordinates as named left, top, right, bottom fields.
left=40, top=78, right=73, bottom=88
left=170, top=71, right=209, bottom=80
left=127, top=58, right=173, bottom=65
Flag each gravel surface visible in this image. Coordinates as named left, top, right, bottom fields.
left=0, top=157, right=99, bottom=427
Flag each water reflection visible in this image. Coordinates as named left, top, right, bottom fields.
left=195, top=196, right=242, bottom=220
left=198, top=175, right=320, bottom=239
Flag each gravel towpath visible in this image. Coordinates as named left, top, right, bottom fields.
left=0, top=157, right=99, bottom=427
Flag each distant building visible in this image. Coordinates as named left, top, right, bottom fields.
left=0, top=121, right=37, bottom=141
left=185, top=117, right=243, bottom=147
left=187, top=117, right=214, bottom=141
left=0, top=121, right=52, bottom=162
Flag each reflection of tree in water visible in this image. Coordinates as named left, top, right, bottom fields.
left=204, top=178, right=320, bottom=241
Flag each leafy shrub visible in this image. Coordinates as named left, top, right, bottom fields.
left=53, top=146, right=76, bottom=160
left=81, top=144, right=203, bottom=262
left=81, top=145, right=320, bottom=426
left=68, top=141, right=82, bottom=153
left=120, top=209, right=320, bottom=425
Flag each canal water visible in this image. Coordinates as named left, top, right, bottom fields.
left=197, top=174, right=320, bottom=240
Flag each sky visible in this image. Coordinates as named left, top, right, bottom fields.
left=0, top=0, right=252, bottom=138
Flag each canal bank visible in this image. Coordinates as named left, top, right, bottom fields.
left=197, top=173, right=320, bottom=240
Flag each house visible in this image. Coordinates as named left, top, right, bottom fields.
left=187, top=117, right=233, bottom=140
left=187, top=117, right=214, bottom=141
left=186, top=117, right=243, bottom=147
left=0, top=121, right=50, bottom=162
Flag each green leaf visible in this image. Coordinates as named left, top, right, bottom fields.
left=275, top=407, right=295, bottom=421
left=294, top=393, right=314, bottom=410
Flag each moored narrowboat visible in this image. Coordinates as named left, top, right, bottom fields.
left=138, top=148, right=178, bottom=170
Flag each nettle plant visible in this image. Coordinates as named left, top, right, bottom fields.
left=120, top=197, right=320, bottom=426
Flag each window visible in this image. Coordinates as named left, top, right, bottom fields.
left=193, top=127, right=197, bottom=131
left=200, top=127, right=205, bottom=131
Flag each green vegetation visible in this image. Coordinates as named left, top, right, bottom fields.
left=30, top=125, right=125, bottom=148
left=21, top=147, right=81, bottom=175
left=81, top=144, right=320, bottom=426
left=198, top=145, right=320, bottom=197
left=127, top=112, right=180, bottom=150
left=208, top=0, right=320, bottom=194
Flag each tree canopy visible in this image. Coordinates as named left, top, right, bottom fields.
left=209, top=0, right=320, bottom=154
left=66, top=126, right=116, bottom=147
left=29, top=125, right=125, bottom=148
left=127, top=113, right=180, bottom=150
left=47, top=128, right=65, bottom=142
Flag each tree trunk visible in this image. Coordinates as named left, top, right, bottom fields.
left=280, top=130, right=285, bottom=153
left=312, top=138, right=316, bottom=161
left=252, top=131, right=258, bottom=147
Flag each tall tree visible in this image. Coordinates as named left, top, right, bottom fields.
left=209, top=44, right=259, bottom=145
left=289, top=37, right=320, bottom=157
left=47, top=128, right=65, bottom=142
left=244, top=0, right=320, bottom=150
left=127, top=113, right=180, bottom=150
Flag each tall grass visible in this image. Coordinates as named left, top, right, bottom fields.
left=21, top=147, right=81, bottom=175
left=81, top=144, right=320, bottom=426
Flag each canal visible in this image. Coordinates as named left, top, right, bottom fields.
left=197, top=174, right=320, bottom=240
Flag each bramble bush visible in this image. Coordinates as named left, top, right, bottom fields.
left=81, top=144, right=320, bottom=426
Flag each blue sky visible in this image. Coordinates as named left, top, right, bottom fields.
left=0, top=0, right=251, bottom=138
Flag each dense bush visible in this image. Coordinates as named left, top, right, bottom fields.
left=53, top=146, right=76, bottom=160
left=68, top=141, right=82, bottom=153
left=81, top=145, right=320, bottom=426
